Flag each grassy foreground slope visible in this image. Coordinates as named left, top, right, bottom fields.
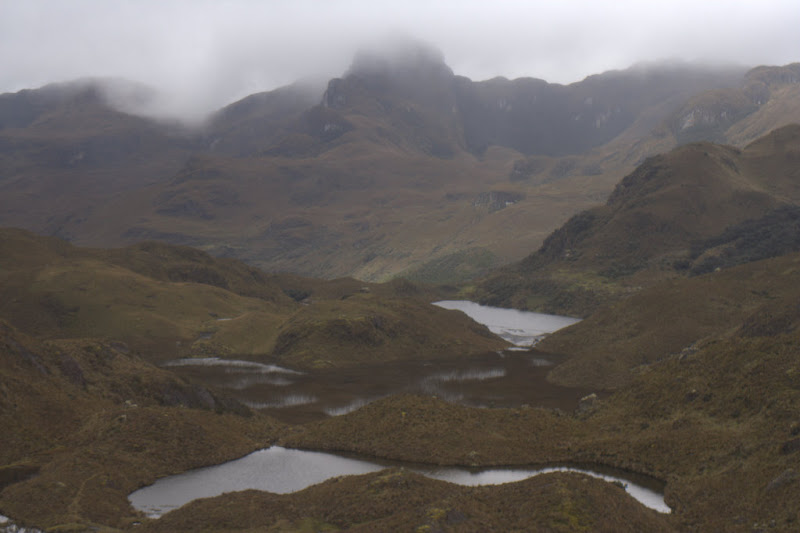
left=0, top=228, right=506, bottom=368
left=0, top=319, right=285, bottom=529
left=540, top=252, right=800, bottom=389
left=4, top=259, right=797, bottom=532
left=0, top=229, right=678, bottom=532
left=2, top=237, right=799, bottom=529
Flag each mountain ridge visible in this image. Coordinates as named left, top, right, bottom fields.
left=1, top=47, right=798, bottom=282
left=474, top=124, right=800, bottom=315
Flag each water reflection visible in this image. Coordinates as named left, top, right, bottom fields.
left=424, top=367, right=507, bottom=383
left=433, top=300, right=580, bottom=346
left=164, top=357, right=300, bottom=374
left=0, top=513, right=44, bottom=533
left=129, top=446, right=670, bottom=519
left=163, top=302, right=586, bottom=423
left=322, top=397, right=380, bottom=417
left=166, top=352, right=592, bottom=423
left=224, top=374, right=294, bottom=390
left=244, top=394, right=318, bottom=409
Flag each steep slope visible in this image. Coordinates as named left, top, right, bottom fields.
left=669, top=63, right=800, bottom=146
left=108, top=57, right=754, bottom=281
left=475, top=124, right=800, bottom=314
left=203, top=81, right=323, bottom=157
left=456, top=60, right=743, bottom=156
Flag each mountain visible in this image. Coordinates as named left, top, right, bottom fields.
left=474, top=124, right=800, bottom=315
left=1, top=44, right=798, bottom=283
left=668, top=63, right=800, bottom=145
left=0, top=78, right=198, bottom=245
left=4, top=118, right=800, bottom=531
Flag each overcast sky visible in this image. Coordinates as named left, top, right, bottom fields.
left=1, top=0, right=798, bottom=121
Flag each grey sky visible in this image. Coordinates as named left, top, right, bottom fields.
left=1, top=0, right=798, bottom=121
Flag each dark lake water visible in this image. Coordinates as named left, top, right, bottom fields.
left=130, top=303, right=669, bottom=520
left=164, top=301, right=588, bottom=423
left=129, top=446, right=670, bottom=518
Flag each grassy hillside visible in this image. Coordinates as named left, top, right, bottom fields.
left=0, top=228, right=506, bottom=367
left=2, top=244, right=800, bottom=530
left=0, top=319, right=285, bottom=529
left=538, top=251, right=800, bottom=389
left=475, top=124, right=800, bottom=315
left=139, top=469, right=676, bottom=532
left=4, top=250, right=799, bottom=531
left=284, top=252, right=800, bottom=531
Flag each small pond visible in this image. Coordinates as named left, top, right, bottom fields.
left=129, top=446, right=670, bottom=518
left=432, top=300, right=581, bottom=346
left=164, top=301, right=585, bottom=423
left=132, top=304, right=665, bottom=519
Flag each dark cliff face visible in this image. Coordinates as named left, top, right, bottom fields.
left=202, top=58, right=792, bottom=161
left=455, top=63, right=746, bottom=156
left=0, top=52, right=761, bottom=164
left=667, top=63, right=800, bottom=145
left=321, top=40, right=457, bottom=115
left=205, top=83, right=323, bottom=156
left=319, top=45, right=748, bottom=157
left=308, top=48, right=748, bottom=158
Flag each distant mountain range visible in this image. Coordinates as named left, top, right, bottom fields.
left=1, top=41, right=799, bottom=281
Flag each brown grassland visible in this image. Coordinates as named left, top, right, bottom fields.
left=1, top=228, right=799, bottom=531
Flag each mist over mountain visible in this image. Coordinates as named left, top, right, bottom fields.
left=3, top=16, right=800, bottom=531
left=1, top=41, right=799, bottom=283
left=3, top=0, right=798, bottom=124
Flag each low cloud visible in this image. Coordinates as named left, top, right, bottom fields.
left=1, top=0, right=798, bottom=122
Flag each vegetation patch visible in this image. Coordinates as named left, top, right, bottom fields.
left=401, top=247, right=498, bottom=285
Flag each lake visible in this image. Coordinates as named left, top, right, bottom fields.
left=432, top=300, right=581, bottom=346
left=129, top=446, right=670, bottom=518
left=164, top=301, right=585, bottom=423
left=129, top=303, right=666, bottom=520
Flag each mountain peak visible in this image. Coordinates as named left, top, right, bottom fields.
left=346, top=37, right=452, bottom=79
